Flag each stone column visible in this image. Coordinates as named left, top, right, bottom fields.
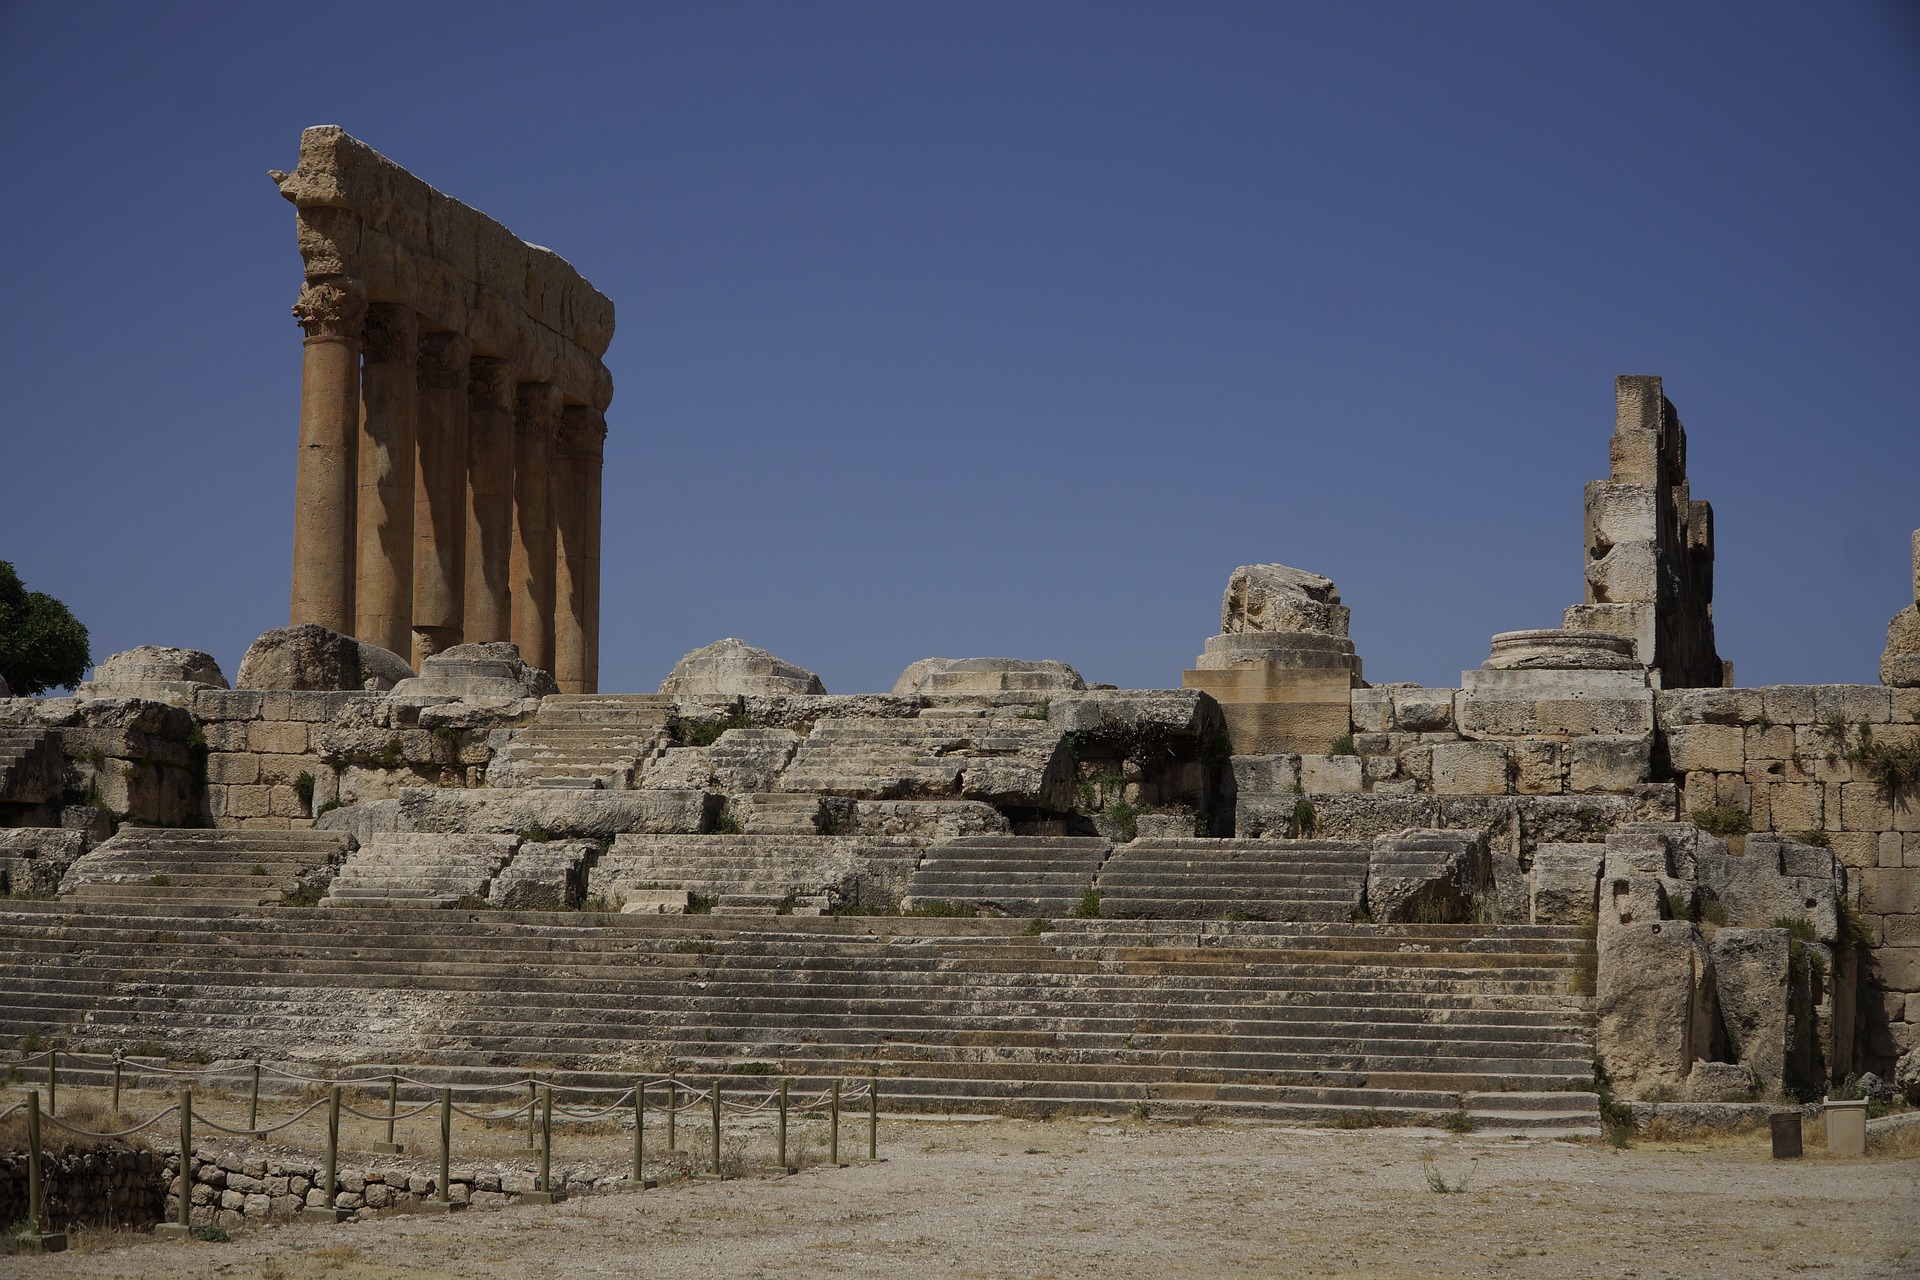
left=510, top=382, right=561, bottom=673
left=411, top=331, right=471, bottom=665
left=289, top=279, right=365, bottom=632
left=553, top=406, right=607, bottom=693
left=355, top=303, right=419, bottom=660
left=464, top=358, right=516, bottom=643
left=584, top=416, right=605, bottom=694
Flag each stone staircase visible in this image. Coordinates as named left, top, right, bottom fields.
left=733, top=792, right=838, bottom=835
left=774, top=708, right=1070, bottom=804
left=0, top=905, right=1600, bottom=1131
left=1095, top=839, right=1369, bottom=921
left=323, top=833, right=517, bottom=908
left=57, top=829, right=349, bottom=908
left=0, top=724, right=63, bottom=806
left=903, top=835, right=1112, bottom=916
left=487, top=694, right=674, bottom=789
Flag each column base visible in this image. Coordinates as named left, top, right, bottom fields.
left=300, top=1206, right=345, bottom=1224
left=418, top=1199, right=454, bottom=1214
left=369, top=1142, right=404, bottom=1155
left=154, top=1223, right=192, bottom=1241
left=518, top=1190, right=563, bottom=1206
left=25, top=1232, right=67, bottom=1252
left=612, top=1177, right=658, bottom=1190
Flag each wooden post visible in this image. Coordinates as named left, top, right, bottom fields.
left=526, top=1080, right=538, bottom=1151
left=777, top=1080, right=789, bottom=1171
left=868, top=1072, right=878, bottom=1161
left=46, top=1048, right=55, bottom=1117
left=666, top=1078, right=677, bottom=1152
left=710, top=1079, right=723, bottom=1177
left=829, top=1079, right=841, bottom=1167
left=420, top=1086, right=452, bottom=1213
left=26, top=1090, right=45, bottom=1239
left=373, top=1072, right=402, bottom=1153
left=540, top=1085, right=553, bottom=1193
left=154, top=1088, right=195, bottom=1239
left=299, top=1085, right=344, bottom=1222
left=249, top=1063, right=261, bottom=1133
left=111, top=1054, right=122, bottom=1113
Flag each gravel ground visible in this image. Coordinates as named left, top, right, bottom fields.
left=8, top=1116, right=1918, bottom=1280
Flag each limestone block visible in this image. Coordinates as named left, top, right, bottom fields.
left=1564, top=603, right=1656, bottom=667
left=1709, top=928, right=1792, bottom=1094
left=80, top=646, right=228, bottom=706
left=1511, top=741, right=1563, bottom=795
left=236, top=624, right=413, bottom=692
left=1431, top=741, right=1509, bottom=795
left=1681, top=1061, right=1756, bottom=1103
left=1760, top=686, right=1818, bottom=725
left=1045, top=690, right=1218, bottom=739
left=1893, top=688, right=1920, bottom=723
left=1745, top=723, right=1797, bottom=762
left=248, top=722, right=309, bottom=755
left=659, top=638, right=824, bottom=697
left=1767, top=783, right=1823, bottom=833
left=1587, top=541, right=1659, bottom=605
left=1528, top=844, right=1603, bottom=924
left=1391, top=688, right=1456, bottom=733
left=1568, top=735, right=1651, bottom=793
left=1863, top=867, right=1920, bottom=916
left=1813, top=685, right=1893, bottom=725
left=1597, top=920, right=1716, bottom=1094
left=1840, top=782, right=1894, bottom=832
left=206, top=753, right=261, bottom=785
left=1456, top=668, right=1653, bottom=738
left=0, top=828, right=87, bottom=896
left=1349, top=688, right=1392, bottom=734
left=489, top=840, right=591, bottom=909
left=389, top=641, right=558, bottom=702
left=1230, top=754, right=1300, bottom=796
left=1299, top=753, right=1364, bottom=794
left=398, top=787, right=717, bottom=839
left=891, top=657, right=1084, bottom=697
left=1695, top=833, right=1841, bottom=941
left=1666, top=724, right=1746, bottom=775
left=1363, top=754, right=1400, bottom=783
left=1221, top=563, right=1349, bottom=636
left=1182, top=665, right=1353, bottom=755
left=1585, top=481, right=1660, bottom=546
left=1366, top=829, right=1489, bottom=923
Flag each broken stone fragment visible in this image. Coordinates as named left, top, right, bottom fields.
left=1364, top=829, right=1489, bottom=923
left=658, top=638, right=825, bottom=697
left=891, top=657, right=1085, bottom=696
left=1221, top=563, right=1349, bottom=637
left=235, top=623, right=414, bottom=692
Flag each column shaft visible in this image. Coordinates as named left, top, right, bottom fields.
left=355, top=303, right=419, bottom=660
left=412, top=332, right=471, bottom=665
left=584, top=426, right=604, bottom=694
left=289, top=280, right=365, bottom=632
left=464, top=358, right=515, bottom=642
left=553, top=407, right=606, bottom=694
left=510, top=382, right=561, bottom=673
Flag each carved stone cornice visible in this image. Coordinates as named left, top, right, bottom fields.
left=468, top=358, right=516, bottom=415
left=361, top=303, right=420, bottom=366
left=514, top=382, right=563, bottom=440
left=556, top=406, right=608, bottom=460
left=416, top=332, right=472, bottom=392
left=291, top=278, right=366, bottom=342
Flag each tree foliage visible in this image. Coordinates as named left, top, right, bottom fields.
left=0, top=561, right=90, bottom=696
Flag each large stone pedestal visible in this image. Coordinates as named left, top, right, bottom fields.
left=1183, top=632, right=1361, bottom=755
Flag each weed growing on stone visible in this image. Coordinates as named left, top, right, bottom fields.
left=1441, top=1108, right=1474, bottom=1134
left=680, top=711, right=750, bottom=747
left=1690, top=804, right=1751, bottom=837
left=1016, top=699, right=1051, bottom=721
left=1772, top=915, right=1816, bottom=942
left=1071, top=889, right=1102, bottom=919
left=1290, top=794, right=1317, bottom=838
left=292, top=771, right=315, bottom=808
left=1422, top=1157, right=1476, bottom=1193
left=1328, top=734, right=1358, bottom=757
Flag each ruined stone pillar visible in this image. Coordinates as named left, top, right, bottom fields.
left=510, top=382, right=561, bottom=673
left=553, top=406, right=607, bottom=693
left=464, top=358, right=515, bottom=643
left=289, top=279, right=365, bottom=632
left=412, top=331, right=471, bottom=665
left=355, top=303, right=419, bottom=660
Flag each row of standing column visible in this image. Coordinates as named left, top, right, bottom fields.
left=290, top=289, right=604, bottom=692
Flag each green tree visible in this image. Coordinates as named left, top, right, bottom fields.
left=0, top=561, right=90, bottom=695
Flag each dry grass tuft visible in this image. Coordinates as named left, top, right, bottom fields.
left=0, top=1098, right=149, bottom=1154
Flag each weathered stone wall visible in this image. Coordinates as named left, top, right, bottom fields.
left=1655, top=684, right=1920, bottom=1074
left=0, top=1144, right=166, bottom=1230
left=0, top=697, right=203, bottom=830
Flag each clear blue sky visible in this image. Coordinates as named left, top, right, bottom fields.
left=2, top=2, right=1915, bottom=695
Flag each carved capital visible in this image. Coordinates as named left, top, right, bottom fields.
left=469, top=357, right=516, bottom=415
left=291, top=278, right=366, bottom=341
left=416, top=332, right=472, bottom=392
left=361, top=303, right=420, bottom=365
left=514, top=382, right=563, bottom=440
left=556, top=406, right=608, bottom=460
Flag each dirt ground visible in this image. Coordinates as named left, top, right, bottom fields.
left=6, top=1109, right=1918, bottom=1280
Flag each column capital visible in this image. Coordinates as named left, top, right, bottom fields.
left=556, top=405, right=607, bottom=459
left=416, top=331, right=472, bottom=391
left=468, top=357, right=515, bottom=415
left=514, top=381, right=563, bottom=439
left=291, top=277, right=366, bottom=342
left=362, top=303, right=419, bottom=366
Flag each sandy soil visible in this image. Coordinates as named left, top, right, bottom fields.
left=7, top=1112, right=1918, bottom=1280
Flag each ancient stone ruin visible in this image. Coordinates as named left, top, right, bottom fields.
left=2, top=133, right=1918, bottom=1204
left=275, top=126, right=613, bottom=691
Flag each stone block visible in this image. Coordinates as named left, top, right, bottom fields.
left=1568, top=736, right=1651, bottom=794
left=1585, top=481, right=1660, bottom=546
left=1841, top=782, right=1894, bottom=833
left=1366, top=829, right=1489, bottom=923
left=1891, top=688, right=1920, bottom=724
left=1457, top=668, right=1654, bottom=738
left=1299, top=754, right=1364, bottom=794
left=223, top=784, right=272, bottom=819
left=1529, top=844, right=1603, bottom=924
left=1431, top=741, right=1509, bottom=795
left=206, top=753, right=260, bottom=785
left=1814, top=685, right=1892, bottom=726
left=1767, top=783, right=1822, bottom=833
left=1182, top=665, right=1355, bottom=755
left=1656, top=688, right=1763, bottom=728
left=1828, top=831, right=1878, bottom=871
left=1587, top=540, right=1659, bottom=604
left=1597, top=920, right=1715, bottom=1093
left=1864, top=868, right=1920, bottom=916
left=1874, top=946, right=1920, bottom=991
left=248, top=722, right=309, bottom=755
left=1759, top=686, right=1819, bottom=726
left=1349, top=688, right=1392, bottom=734
left=1709, top=928, right=1792, bottom=1095
left=1746, top=724, right=1797, bottom=761
left=1511, top=741, right=1563, bottom=795
left=1666, top=724, right=1746, bottom=774
left=1391, top=688, right=1456, bottom=733
left=193, top=689, right=264, bottom=721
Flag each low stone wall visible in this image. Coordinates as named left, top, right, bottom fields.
left=161, top=1146, right=622, bottom=1228
left=0, top=1145, right=166, bottom=1230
